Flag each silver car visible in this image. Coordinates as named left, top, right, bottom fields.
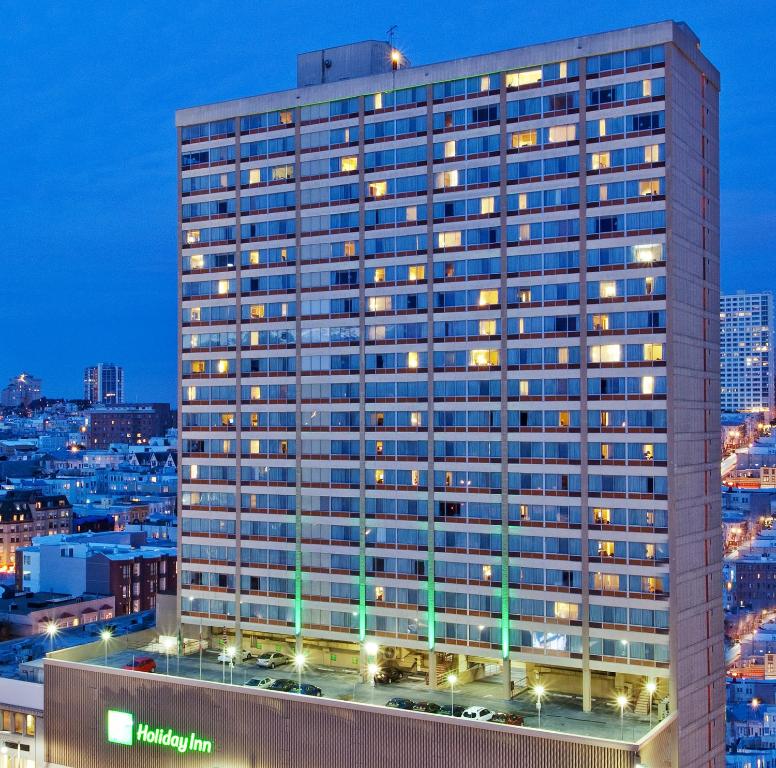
left=255, top=652, right=289, bottom=668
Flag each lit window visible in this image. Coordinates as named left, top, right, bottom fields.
left=518, top=223, right=532, bottom=241
left=443, top=140, right=457, bottom=158
left=271, top=165, right=293, bottom=181
left=590, top=152, right=610, bottom=170
left=518, top=380, right=529, bottom=397
left=250, top=305, right=265, bottom=319
left=248, top=250, right=260, bottom=265
left=405, top=206, right=418, bottom=223
left=547, top=124, right=576, bottom=143
left=373, top=267, right=386, bottom=283
left=558, top=61, right=567, bottom=78
left=189, top=307, right=201, bottom=322
left=217, top=280, right=230, bottom=294
left=482, top=564, right=492, bottom=580
left=644, top=144, right=660, bottom=163
left=598, top=541, right=615, bottom=557
left=369, top=181, right=387, bottom=197
left=480, top=75, right=491, bottom=91
left=249, top=440, right=261, bottom=454
left=373, top=93, right=383, bottom=110
left=408, top=264, right=425, bottom=281
left=343, top=241, right=356, bottom=258
left=280, top=303, right=289, bottom=317
left=641, top=376, right=655, bottom=395
left=593, top=507, right=611, bottom=524
left=592, top=314, right=609, bottom=331
left=216, top=359, right=229, bottom=374
left=598, top=184, right=608, bottom=202
left=598, top=119, right=608, bottom=137
left=600, top=281, right=618, bottom=298
left=186, top=230, right=201, bottom=244
left=557, top=348, right=569, bottom=365
left=248, top=168, right=261, bottom=184
left=186, top=386, right=196, bottom=401
left=633, top=244, right=660, bottom=263
left=506, top=68, right=542, bottom=87
left=248, top=331, right=259, bottom=345
left=410, top=411, right=421, bottom=427
left=600, top=444, right=610, bottom=459
left=470, top=349, right=499, bottom=367
left=375, top=586, right=385, bottom=601
left=435, top=169, right=459, bottom=188
left=411, top=470, right=420, bottom=486
left=590, top=344, right=622, bottom=364
left=375, top=469, right=385, bottom=485
left=376, top=440, right=384, bottom=455
left=645, top=276, right=655, bottom=294
left=480, top=197, right=495, bottom=215
left=478, top=289, right=499, bottom=306
left=642, top=444, right=654, bottom=460
left=643, top=343, right=664, bottom=362
left=517, top=193, right=529, bottom=210
left=479, top=319, right=497, bottom=336
left=368, top=295, right=392, bottom=312
left=642, top=79, right=652, bottom=97
left=511, top=130, right=537, bottom=148
left=437, top=231, right=462, bottom=249
left=554, top=602, right=578, bottom=620
left=638, top=179, right=661, bottom=196
left=340, top=156, right=358, bottom=172
left=189, top=464, right=199, bottom=480
left=407, top=351, right=420, bottom=369
left=250, top=386, right=261, bottom=400
left=279, top=110, right=293, bottom=125
left=190, top=254, right=204, bottom=269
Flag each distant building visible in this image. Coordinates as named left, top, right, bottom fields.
left=85, top=403, right=174, bottom=448
left=83, top=363, right=124, bottom=404
left=0, top=373, right=42, bottom=408
left=721, top=291, right=775, bottom=416
left=0, top=591, right=115, bottom=636
left=15, top=531, right=176, bottom=615
left=0, top=490, right=72, bottom=571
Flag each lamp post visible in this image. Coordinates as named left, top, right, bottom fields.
left=227, top=645, right=236, bottom=685
left=534, top=683, right=546, bottom=728
left=447, top=673, right=457, bottom=714
left=162, top=635, right=176, bottom=676
left=45, top=621, right=58, bottom=654
left=367, top=663, right=380, bottom=704
left=100, top=628, right=112, bottom=667
left=616, top=694, right=629, bottom=740
left=294, top=652, right=307, bottom=691
left=645, top=681, right=657, bottom=728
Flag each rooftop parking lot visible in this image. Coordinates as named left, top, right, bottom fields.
left=83, top=645, right=656, bottom=743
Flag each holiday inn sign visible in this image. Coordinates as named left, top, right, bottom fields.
left=107, top=709, right=214, bottom=754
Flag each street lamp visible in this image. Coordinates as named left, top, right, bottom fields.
left=616, top=694, right=629, bottom=740
left=162, top=636, right=176, bottom=676
left=367, top=662, right=380, bottom=703
left=364, top=641, right=379, bottom=658
left=223, top=645, right=236, bottom=685
left=100, top=628, right=113, bottom=667
left=645, top=681, right=657, bottom=728
left=294, top=652, right=307, bottom=691
left=447, top=673, right=457, bottom=714
left=534, top=683, right=546, bottom=728
left=45, top=621, right=59, bottom=653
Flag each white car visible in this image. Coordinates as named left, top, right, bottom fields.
left=243, top=677, right=273, bottom=689
left=217, top=649, right=252, bottom=664
left=255, top=652, right=289, bottom=669
left=461, top=706, right=494, bottom=722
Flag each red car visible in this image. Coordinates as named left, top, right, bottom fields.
left=122, top=656, right=156, bottom=673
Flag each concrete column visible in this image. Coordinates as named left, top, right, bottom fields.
left=428, top=651, right=437, bottom=690
left=502, top=658, right=512, bottom=700
left=295, top=635, right=303, bottom=654
left=457, top=654, right=468, bottom=674
left=582, top=667, right=592, bottom=712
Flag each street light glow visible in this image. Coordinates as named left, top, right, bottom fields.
left=447, top=673, right=457, bottom=686
left=534, top=683, right=545, bottom=698
left=616, top=694, right=629, bottom=710
left=367, top=662, right=380, bottom=677
left=646, top=681, right=657, bottom=695
left=293, top=652, right=307, bottom=670
left=45, top=621, right=59, bottom=638
left=100, top=629, right=113, bottom=642
left=364, top=641, right=379, bottom=657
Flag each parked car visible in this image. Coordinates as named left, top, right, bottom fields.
left=267, top=678, right=297, bottom=692
left=491, top=712, right=524, bottom=726
left=386, top=697, right=416, bottom=710
left=412, top=701, right=442, bottom=714
left=461, top=706, right=494, bottom=721
left=243, top=677, right=274, bottom=688
left=437, top=704, right=465, bottom=718
left=291, top=683, right=323, bottom=697
left=374, top=666, right=403, bottom=684
left=256, top=652, right=290, bottom=669
left=217, top=649, right=252, bottom=664
left=122, top=656, right=156, bottom=673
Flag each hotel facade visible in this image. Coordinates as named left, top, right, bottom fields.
left=176, top=21, right=722, bottom=766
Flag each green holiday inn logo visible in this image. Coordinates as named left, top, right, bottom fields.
left=107, top=709, right=213, bottom=754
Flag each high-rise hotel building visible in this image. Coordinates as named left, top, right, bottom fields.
left=720, top=291, right=774, bottom=416
left=177, top=22, right=722, bottom=765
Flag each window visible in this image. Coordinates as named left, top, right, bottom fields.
left=437, top=231, right=462, bottom=248
left=470, top=349, right=499, bottom=366
left=408, top=264, right=425, bottom=281
left=506, top=68, right=542, bottom=87
left=547, top=124, right=576, bottom=143
left=641, top=376, right=655, bottom=394
left=250, top=305, right=265, bottom=319
left=478, top=289, right=499, bottom=306
left=590, top=152, right=610, bottom=170
left=340, top=156, right=358, bottom=172
left=479, top=319, right=497, bottom=335
left=410, top=411, right=421, bottom=427
left=217, top=280, right=230, bottom=294
left=369, top=181, right=387, bottom=197
left=638, top=179, right=661, bottom=196
left=407, top=352, right=420, bottom=369
left=600, top=281, right=618, bottom=298
left=511, top=130, right=537, bottom=148
left=216, top=359, right=229, bottom=374
left=375, top=469, right=385, bottom=485
left=343, top=241, right=357, bottom=257
left=643, top=344, right=664, bottom=362
left=443, top=140, right=456, bottom=158
left=592, top=314, right=609, bottom=331
left=373, top=267, right=386, bottom=283
left=632, top=243, right=661, bottom=263
left=643, top=144, right=661, bottom=163
left=405, top=206, right=418, bottom=223
left=436, top=169, right=460, bottom=188
left=590, top=345, right=622, bottom=364
left=480, top=196, right=496, bottom=215
left=593, top=507, right=611, bottom=524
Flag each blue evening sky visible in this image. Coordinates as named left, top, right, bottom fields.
left=0, top=0, right=772, bottom=403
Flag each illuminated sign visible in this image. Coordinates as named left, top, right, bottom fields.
left=107, top=710, right=213, bottom=754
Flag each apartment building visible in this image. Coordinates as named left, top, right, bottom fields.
left=177, top=22, right=722, bottom=766
left=83, top=363, right=124, bottom=405
left=721, top=291, right=774, bottom=416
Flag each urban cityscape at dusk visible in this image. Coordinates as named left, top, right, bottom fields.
left=0, top=2, right=774, bottom=768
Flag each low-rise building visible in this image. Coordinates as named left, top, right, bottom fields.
left=0, top=593, right=115, bottom=636
left=86, top=404, right=174, bottom=449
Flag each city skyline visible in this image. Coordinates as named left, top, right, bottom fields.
left=0, top=0, right=772, bottom=404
